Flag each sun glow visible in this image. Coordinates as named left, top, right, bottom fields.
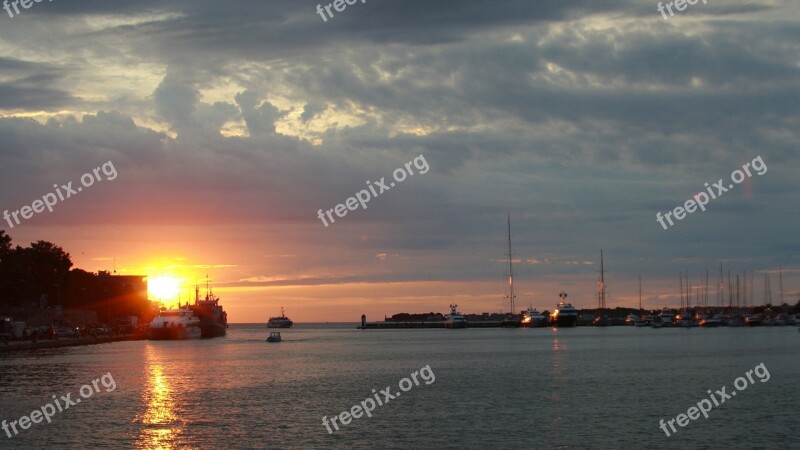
left=148, top=276, right=181, bottom=301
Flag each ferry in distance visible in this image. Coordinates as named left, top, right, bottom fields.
left=267, top=307, right=294, bottom=328
left=148, top=306, right=202, bottom=340
left=550, top=291, right=578, bottom=327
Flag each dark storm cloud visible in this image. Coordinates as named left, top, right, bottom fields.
left=0, top=57, right=75, bottom=109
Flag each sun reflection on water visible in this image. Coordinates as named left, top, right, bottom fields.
left=135, top=348, right=185, bottom=449
left=547, top=334, right=568, bottom=431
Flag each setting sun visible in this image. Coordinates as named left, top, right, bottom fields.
left=148, top=276, right=181, bottom=302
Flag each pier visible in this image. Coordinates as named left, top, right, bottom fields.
left=358, top=320, right=503, bottom=329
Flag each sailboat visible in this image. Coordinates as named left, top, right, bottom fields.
left=593, top=250, right=611, bottom=326
left=501, top=214, right=521, bottom=327
left=630, top=275, right=648, bottom=327
left=775, top=267, right=788, bottom=325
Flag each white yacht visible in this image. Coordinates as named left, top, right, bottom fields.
left=658, top=312, right=676, bottom=327
left=700, top=314, right=723, bottom=327
left=148, top=306, right=202, bottom=340
left=444, top=304, right=467, bottom=328
left=550, top=292, right=578, bottom=327
left=522, top=307, right=547, bottom=327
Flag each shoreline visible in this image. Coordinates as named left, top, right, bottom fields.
left=0, top=334, right=145, bottom=354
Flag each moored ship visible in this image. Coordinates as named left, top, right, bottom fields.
left=147, top=307, right=202, bottom=340
left=267, top=307, right=294, bottom=328
left=522, top=307, right=547, bottom=327
left=188, top=283, right=228, bottom=338
left=444, top=304, right=467, bottom=328
left=700, top=315, right=723, bottom=327
left=550, top=291, right=578, bottom=327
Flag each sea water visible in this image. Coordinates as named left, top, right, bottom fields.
left=1, top=325, right=798, bottom=449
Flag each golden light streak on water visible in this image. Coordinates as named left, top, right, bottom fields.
left=135, top=347, right=184, bottom=449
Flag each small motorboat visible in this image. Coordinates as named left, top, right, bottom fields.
left=266, top=331, right=282, bottom=342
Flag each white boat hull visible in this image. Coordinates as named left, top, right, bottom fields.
left=147, top=325, right=202, bottom=340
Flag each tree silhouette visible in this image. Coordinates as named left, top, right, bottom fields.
left=0, top=232, right=72, bottom=306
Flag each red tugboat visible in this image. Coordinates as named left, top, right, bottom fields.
left=188, top=281, right=228, bottom=338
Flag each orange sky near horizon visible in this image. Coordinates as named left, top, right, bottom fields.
left=6, top=220, right=797, bottom=323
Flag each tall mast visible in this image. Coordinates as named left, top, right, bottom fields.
left=764, top=273, right=772, bottom=305
left=779, top=267, right=784, bottom=305
left=598, top=250, right=606, bottom=311
left=743, top=271, right=747, bottom=308
left=736, top=275, right=740, bottom=309
left=638, top=274, right=642, bottom=312
left=718, top=263, right=724, bottom=308
left=506, top=214, right=515, bottom=315
left=727, top=271, right=733, bottom=308
left=679, top=272, right=684, bottom=310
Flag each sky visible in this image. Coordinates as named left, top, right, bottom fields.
left=0, top=0, right=798, bottom=322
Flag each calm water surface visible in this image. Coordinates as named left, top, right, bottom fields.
left=1, top=325, right=799, bottom=449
